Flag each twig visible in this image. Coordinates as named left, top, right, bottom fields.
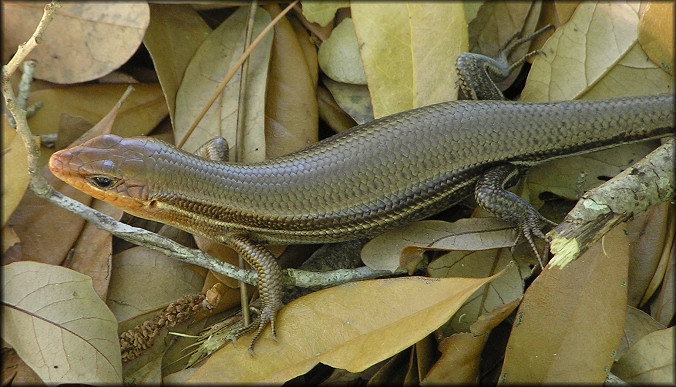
left=236, top=0, right=258, bottom=328
left=2, top=1, right=59, bottom=183
left=1, top=0, right=385, bottom=292
left=548, top=139, right=675, bottom=268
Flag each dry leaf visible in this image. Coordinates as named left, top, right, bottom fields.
left=322, top=77, right=373, bottom=124
left=422, top=332, right=485, bottom=384
left=301, top=1, right=348, bottom=27
left=6, top=168, right=91, bottom=265
left=582, top=42, right=672, bottom=100
left=500, top=225, right=629, bottom=383
left=525, top=141, right=658, bottom=207
left=318, top=18, right=367, bottom=85
left=625, top=202, right=672, bottom=307
left=362, top=219, right=515, bottom=273
left=143, top=3, right=211, bottom=127
left=651, top=231, right=675, bottom=325
left=27, top=83, right=168, bottom=152
left=638, top=2, right=674, bottom=75
left=188, top=272, right=506, bottom=383
left=467, top=1, right=540, bottom=88
left=521, top=2, right=650, bottom=101
left=264, top=3, right=318, bottom=159
left=351, top=3, right=466, bottom=117
left=2, top=119, right=31, bottom=226
left=468, top=1, right=535, bottom=55
left=289, top=14, right=319, bottom=88
left=2, top=226, right=21, bottom=260
left=65, top=200, right=122, bottom=301
left=317, top=85, right=357, bottom=132
left=1, top=348, right=44, bottom=385
left=106, top=246, right=205, bottom=324
left=174, top=7, right=273, bottom=157
left=612, top=326, right=675, bottom=384
left=8, top=84, right=141, bottom=265
left=429, top=250, right=523, bottom=333
left=2, top=261, right=122, bottom=384
left=617, top=306, right=666, bottom=360
left=2, top=2, right=150, bottom=84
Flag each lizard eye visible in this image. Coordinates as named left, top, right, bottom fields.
left=88, top=176, right=118, bottom=189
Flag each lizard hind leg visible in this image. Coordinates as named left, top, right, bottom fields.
left=474, top=164, right=557, bottom=268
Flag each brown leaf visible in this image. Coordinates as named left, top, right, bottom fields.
left=317, top=84, right=357, bottom=132
left=64, top=200, right=122, bottom=301
left=2, top=2, right=149, bottom=84
left=612, top=326, right=675, bottom=383
left=2, top=118, right=31, bottom=226
left=188, top=272, right=507, bottom=383
left=6, top=166, right=91, bottom=265
left=626, top=202, right=672, bottom=307
left=422, top=332, right=485, bottom=384
left=174, top=7, right=273, bottom=158
left=429, top=249, right=523, bottom=333
left=2, top=261, right=122, bottom=384
left=1, top=348, right=44, bottom=385
left=143, top=4, right=211, bottom=127
left=617, top=306, right=666, bottom=360
left=106, top=246, right=205, bottom=324
left=651, top=239, right=675, bottom=325
left=362, top=218, right=515, bottom=273
left=500, top=225, right=629, bottom=383
left=264, top=4, right=318, bottom=159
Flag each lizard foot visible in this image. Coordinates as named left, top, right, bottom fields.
left=232, top=305, right=278, bottom=356
left=515, top=211, right=557, bottom=269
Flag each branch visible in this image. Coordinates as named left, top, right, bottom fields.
left=548, top=138, right=674, bottom=268
left=1, top=1, right=386, bottom=292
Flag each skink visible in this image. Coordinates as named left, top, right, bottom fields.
left=49, top=93, right=674, bottom=351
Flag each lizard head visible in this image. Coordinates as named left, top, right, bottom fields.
left=49, top=134, right=159, bottom=212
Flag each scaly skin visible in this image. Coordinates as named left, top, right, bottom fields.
left=48, top=94, right=674, bottom=351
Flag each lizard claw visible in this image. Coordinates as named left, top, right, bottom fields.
left=232, top=304, right=278, bottom=356
left=516, top=211, right=556, bottom=269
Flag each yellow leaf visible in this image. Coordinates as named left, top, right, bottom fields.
left=521, top=2, right=663, bottom=101
left=301, top=1, right=349, bottom=27
left=351, top=3, right=467, bottom=117
left=188, top=271, right=507, bottom=383
left=318, top=18, right=367, bottom=84
left=638, top=2, right=674, bottom=75
left=2, top=2, right=149, bottom=83
left=2, top=261, right=121, bottom=384
left=27, top=83, right=167, bottom=139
